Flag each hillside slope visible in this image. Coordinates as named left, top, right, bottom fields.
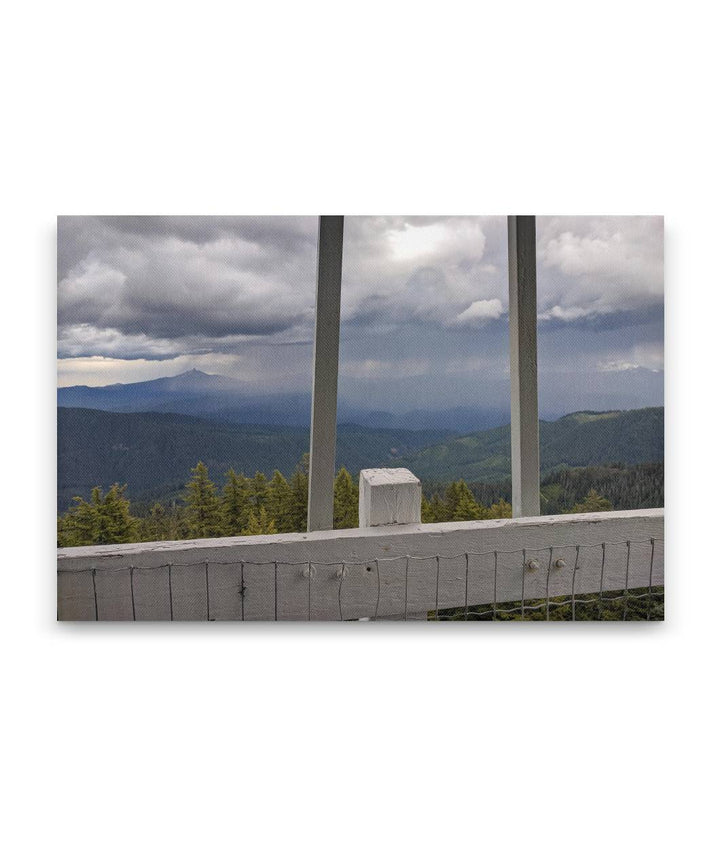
left=57, top=408, right=454, bottom=510
left=400, top=408, right=664, bottom=482
left=58, top=406, right=663, bottom=510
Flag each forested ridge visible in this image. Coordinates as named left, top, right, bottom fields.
left=400, top=407, right=663, bottom=481
left=57, top=407, right=453, bottom=511
left=57, top=406, right=663, bottom=512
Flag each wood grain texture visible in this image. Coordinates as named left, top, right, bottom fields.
left=359, top=467, right=422, bottom=527
left=508, top=215, right=540, bottom=518
left=58, top=509, right=664, bottom=621
left=307, top=215, right=344, bottom=532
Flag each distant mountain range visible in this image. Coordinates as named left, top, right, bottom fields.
left=57, top=404, right=663, bottom=511
left=57, top=369, right=511, bottom=432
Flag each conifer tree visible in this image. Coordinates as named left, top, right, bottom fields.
left=242, top=509, right=262, bottom=535
left=333, top=467, right=358, bottom=529
left=221, top=468, right=251, bottom=535
left=421, top=495, right=434, bottom=523
left=569, top=489, right=613, bottom=513
left=266, top=470, right=292, bottom=532
left=444, top=481, right=461, bottom=518
left=57, top=495, right=98, bottom=547
left=143, top=502, right=169, bottom=541
left=242, top=507, right=278, bottom=535
left=57, top=484, right=138, bottom=546
left=425, top=493, right=450, bottom=523
left=172, top=504, right=192, bottom=540
left=250, top=471, right=268, bottom=509
left=452, top=489, right=483, bottom=522
left=488, top=498, right=512, bottom=519
left=96, top=483, right=138, bottom=544
left=446, top=480, right=479, bottom=520
left=184, top=461, right=222, bottom=538
left=288, top=465, right=309, bottom=532
left=257, top=506, right=277, bottom=534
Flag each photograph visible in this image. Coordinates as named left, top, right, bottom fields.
left=9, top=3, right=719, bottom=853
left=57, top=215, right=664, bottom=621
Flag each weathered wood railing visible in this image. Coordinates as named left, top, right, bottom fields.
left=57, top=508, right=663, bottom=621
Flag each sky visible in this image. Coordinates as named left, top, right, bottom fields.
left=57, top=215, right=664, bottom=417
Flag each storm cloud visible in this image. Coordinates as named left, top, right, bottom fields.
left=57, top=215, right=664, bottom=414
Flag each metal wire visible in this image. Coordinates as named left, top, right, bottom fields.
left=205, top=561, right=211, bottom=621
left=571, top=546, right=580, bottom=622
left=545, top=546, right=554, bottom=621
left=274, top=561, right=278, bottom=622
left=647, top=538, right=655, bottom=622
left=623, top=541, right=631, bottom=621
left=129, top=565, right=136, bottom=621
left=404, top=557, right=409, bottom=622
left=240, top=561, right=245, bottom=621
left=338, top=563, right=345, bottom=621
left=434, top=556, right=440, bottom=621
left=307, top=562, right=312, bottom=621
left=374, top=560, right=381, bottom=621
left=91, top=568, right=98, bottom=621
left=168, top=563, right=174, bottom=621
left=464, top=553, right=469, bottom=621
left=493, top=551, right=498, bottom=621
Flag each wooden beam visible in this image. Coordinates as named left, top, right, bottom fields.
left=307, top=216, right=344, bottom=531
left=57, top=509, right=664, bottom=620
left=507, top=215, right=540, bottom=517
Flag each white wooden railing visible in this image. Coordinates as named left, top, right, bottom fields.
left=57, top=508, right=663, bottom=621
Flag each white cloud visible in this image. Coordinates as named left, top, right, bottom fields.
left=597, top=341, right=664, bottom=373
left=453, top=298, right=504, bottom=326
left=536, top=215, right=663, bottom=320
left=341, top=216, right=505, bottom=328
left=387, top=219, right=487, bottom=262
left=538, top=304, right=593, bottom=322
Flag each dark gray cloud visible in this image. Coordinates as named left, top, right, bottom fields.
left=57, top=215, right=664, bottom=414
left=58, top=215, right=318, bottom=356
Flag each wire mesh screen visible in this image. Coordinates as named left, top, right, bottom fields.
left=57, top=537, right=663, bottom=621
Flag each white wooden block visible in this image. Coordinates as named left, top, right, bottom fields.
left=359, top=468, right=421, bottom=528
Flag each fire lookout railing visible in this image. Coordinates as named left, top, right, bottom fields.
left=57, top=509, right=663, bottom=621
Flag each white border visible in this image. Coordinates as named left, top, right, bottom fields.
left=5, top=2, right=716, bottom=853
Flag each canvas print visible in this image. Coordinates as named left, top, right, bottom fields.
left=57, top=216, right=664, bottom=621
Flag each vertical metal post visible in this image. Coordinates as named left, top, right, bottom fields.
left=507, top=215, right=540, bottom=518
left=307, top=215, right=344, bottom=531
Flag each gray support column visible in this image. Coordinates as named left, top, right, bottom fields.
left=307, top=216, right=344, bottom=531
left=507, top=215, right=540, bottom=518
